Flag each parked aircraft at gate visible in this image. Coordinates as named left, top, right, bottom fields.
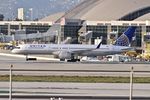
left=11, top=26, right=136, bottom=61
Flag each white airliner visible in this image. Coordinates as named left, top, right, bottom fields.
left=12, top=26, right=136, bottom=61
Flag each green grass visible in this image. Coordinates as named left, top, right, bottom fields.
left=1, top=75, right=150, bottom=83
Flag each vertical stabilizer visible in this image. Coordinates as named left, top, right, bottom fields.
left=115, top=26, right=136, bottom=46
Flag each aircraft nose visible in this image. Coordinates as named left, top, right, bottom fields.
left=11, top=49, right=19, bottom=54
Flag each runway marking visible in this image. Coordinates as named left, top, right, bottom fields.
left=0, top=53, right=59, bottom=61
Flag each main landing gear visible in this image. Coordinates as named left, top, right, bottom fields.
left=25, top=55, right=37, bottom=61
left=67, top=59, right=80, bottom=62
left=60, top=59, right=80, bottom=62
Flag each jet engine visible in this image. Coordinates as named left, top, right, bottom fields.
left=58, top=51, right=72, bottom=59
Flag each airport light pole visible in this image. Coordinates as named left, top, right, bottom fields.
left=129, top=67, right=134, bottom=100
left=9, top=65, right=13, bottom=100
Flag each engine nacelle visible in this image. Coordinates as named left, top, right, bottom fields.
left=58, top=51, right=72, bottom=59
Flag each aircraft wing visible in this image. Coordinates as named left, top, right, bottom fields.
left=71, top=48, right=95, bottom=54
left=70, top=42, right=102, bottom=54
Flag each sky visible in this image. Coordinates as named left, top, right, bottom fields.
left=0, top=0, right=83, bottom=20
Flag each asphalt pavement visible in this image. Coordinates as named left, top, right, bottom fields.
left=0, top=50, right=150, bottom=99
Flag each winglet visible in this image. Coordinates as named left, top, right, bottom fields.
left=96, top=41, right=102, bottom=49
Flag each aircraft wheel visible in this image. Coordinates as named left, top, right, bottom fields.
left=60, top=59, right=65, bottom=61
left=67, top=59, right=79, bottom=62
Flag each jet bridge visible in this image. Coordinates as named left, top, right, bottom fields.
left=78, top=31, right=93, bottom=44
left=0, top=23, right=61, bottom=43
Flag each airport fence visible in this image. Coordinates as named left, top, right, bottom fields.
left=0, top=65, right=150, bottom=100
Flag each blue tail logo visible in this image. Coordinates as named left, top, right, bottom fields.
left=115, top=26, right=136, bottom=46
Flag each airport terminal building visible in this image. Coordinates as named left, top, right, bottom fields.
left=0, top=0, right=150, bottom=51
